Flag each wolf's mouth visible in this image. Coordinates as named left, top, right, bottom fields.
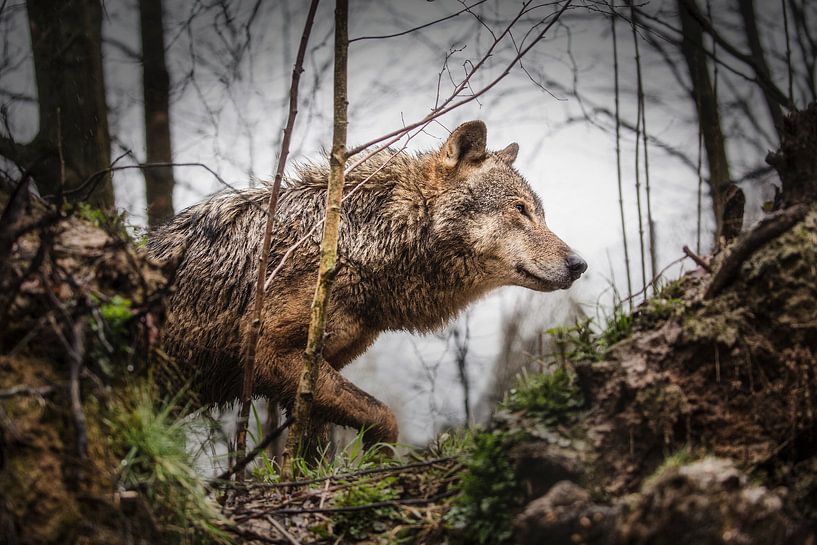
left=516, top=264, right=571, bottom=290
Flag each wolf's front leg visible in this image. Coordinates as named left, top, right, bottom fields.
left=311, top=359, right=398, bottom=448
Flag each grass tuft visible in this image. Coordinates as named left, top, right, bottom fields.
left=108, top=384, right=230, bottom=544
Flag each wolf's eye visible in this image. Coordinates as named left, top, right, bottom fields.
left=515, top=203, right=528, bottom=216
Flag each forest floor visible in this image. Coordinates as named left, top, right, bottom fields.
left=3, top=106, right=817, bottom=545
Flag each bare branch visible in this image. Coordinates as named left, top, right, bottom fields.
left=345, top=0, right=573, bottom=159
left=349, top=0, right=489, bottom=44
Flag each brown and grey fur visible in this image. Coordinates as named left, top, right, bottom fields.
left=148, top=121, right=586, bottom=445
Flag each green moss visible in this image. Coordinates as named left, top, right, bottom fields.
left=501, top=367, right=583, bottom=424
left=642, top=447, right=700, bottom=489
left=329, top=476, right=402, bottom=540
left=447, top=430, right=525, bottom=544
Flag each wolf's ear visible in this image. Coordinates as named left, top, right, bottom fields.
left=497, top=142, right=519, bottom=164
left=442, top=121, right=487, bottom=169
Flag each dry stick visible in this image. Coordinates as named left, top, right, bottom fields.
left=611, top=13, right=633, bottom=310
left=268, top=491, right=457, bottom=516
left=214, top=416, right=294, bottom=485
left=631, top=6, right=657, bottom=284
left=682, top=244, right=711, bottom=272
left=265, top=515, right=303, bottom=545
left=286, top=0, right=349, bottom=460
left=705, top=204, right=808, bottom=299
left=235, top=0, right=321, bottom=480
left=69, top=317, right=88, bottom=459
left=627, top=2, right=647, bottom=300
left=348, top=0, right=489, bottom=43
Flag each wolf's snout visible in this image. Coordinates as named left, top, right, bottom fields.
left=566, top=253, right=587, bottom=279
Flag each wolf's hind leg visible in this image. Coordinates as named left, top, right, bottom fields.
left=312, top=360, right=398, bottom=447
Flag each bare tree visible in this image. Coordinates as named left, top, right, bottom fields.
left=140, top=0, right=175, bottom=226
left=0, top=0, right=114, bottom=207
left=677, top=0, right=732, bottom=243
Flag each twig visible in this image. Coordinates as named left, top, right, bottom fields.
left=0, top=384, right=55, bottom=399
left=213, top=416, right=294, bottom=485
left=267, top=490, right=457, bottom=516
left=225, top=456, right=458, bottom=489
left=705, top=204, right=808, bottom=298
left=627, top=1, right=647, bottom=300
left=345, top=0, right=573, bottom=159
left=348, top=0, right=489, bottom=43
left=69, top=316, right=88, bottom=459
left=611, top=12, right=633, bottom=309
left=227, top=525, right=289, bottom=545
left=682, top=245, right=711, bottom=272
left=620, top=254, right=687, bottom=306
left=266, top=515, right=303, bottom=545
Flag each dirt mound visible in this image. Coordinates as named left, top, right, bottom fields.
left=0, top=189, right=170, bottom=545
left=498, top=105, right=817, bottom=545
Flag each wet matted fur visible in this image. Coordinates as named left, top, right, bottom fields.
left=148, top=121, right=586, bottom=444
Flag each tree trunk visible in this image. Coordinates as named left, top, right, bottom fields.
left=287, top=0, right=348, bottom=460
left=19, top=0, right=115, bottom=208
left=766, top=103, right=817, bottom=206
left=736, top=0, right=786, bottom=137
left=139, top=0, right=175, bottom=227
left=677, top=0, right=732, bottom=244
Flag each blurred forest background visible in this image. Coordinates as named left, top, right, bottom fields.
left=0, top=0, right=813, bottom=463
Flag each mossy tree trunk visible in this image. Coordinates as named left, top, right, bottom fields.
left=287, top=0, right=348, bottom=460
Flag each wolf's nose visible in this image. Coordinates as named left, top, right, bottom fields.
left=566, top=254, right=587, bottom=278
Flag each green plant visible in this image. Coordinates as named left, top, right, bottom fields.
left=108, top=384, right=230, bottom=544
left=547, top=308, right=634, bottom=364
left=97, top=295, right=134, bottom=333
left=447, top=430, right=522, bottom=545
left=501, top=367, right=583, bottom=424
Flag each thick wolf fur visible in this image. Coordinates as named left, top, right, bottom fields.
left=149, top=121, right=585, bottom=444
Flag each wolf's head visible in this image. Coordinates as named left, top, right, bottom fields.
left=430, top=120, right=586, bottom=292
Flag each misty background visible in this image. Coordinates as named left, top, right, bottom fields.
left=0, top=0, right=805, bottom=452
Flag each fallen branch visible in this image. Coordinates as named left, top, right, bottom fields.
left=682, top=245, right=711, bottom=272
left=266, top=490, right=457, bottom=516
left=224, top=456, right=458, bottom=490
left=705, top=204, right=809, bottom=298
